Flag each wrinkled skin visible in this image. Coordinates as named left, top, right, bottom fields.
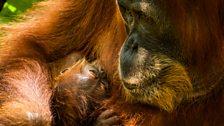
left=118, top=0, right=192, bottom=112
left=117, top=0, right=223, bottom=116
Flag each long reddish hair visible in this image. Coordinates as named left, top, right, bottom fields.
left=166, top=0, right=224, bottom=71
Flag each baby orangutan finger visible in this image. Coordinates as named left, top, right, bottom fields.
left=94, top=109, right=121, bottom=126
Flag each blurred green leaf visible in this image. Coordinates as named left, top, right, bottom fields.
left=0, top=0, right=42, bottom=23
left=5, top=3, right=17, bottom=12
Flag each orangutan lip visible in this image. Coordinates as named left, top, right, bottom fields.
left=123, top=81, right=138, bottom=90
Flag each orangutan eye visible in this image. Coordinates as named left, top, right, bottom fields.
left=119, top=4, right=134, bottom=26
left=88, top=69, right=98, bottom=79
left=125, top=10, right=134, bottom=26
left=60, top=68, right=69, bottom=74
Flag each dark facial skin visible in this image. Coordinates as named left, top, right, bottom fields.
left=51, top=61, right=120, bottom=126
left=117, top=0, right=192, bottom=112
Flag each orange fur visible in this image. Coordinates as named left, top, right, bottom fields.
left=0, top=0, right=126, bottom=125
left=1, top=0, right=222, bottom=126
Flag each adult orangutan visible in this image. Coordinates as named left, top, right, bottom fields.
left=0, top=0, right=126, bottom=125
left=52, top=1, right=224, bottom=125
left=109, top=0, right=223, bottom=125
left=0, top=0, right=223, bottom=126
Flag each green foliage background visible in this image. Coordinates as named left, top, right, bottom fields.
left=0, top=0, right=42, bottom=23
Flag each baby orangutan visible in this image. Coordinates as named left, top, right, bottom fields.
left=51, top=60, right=120, bottom=126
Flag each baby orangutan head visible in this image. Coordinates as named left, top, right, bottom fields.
left=55, top=60, right=111, bottom=99
left=51, top=60, right=111, bottom=125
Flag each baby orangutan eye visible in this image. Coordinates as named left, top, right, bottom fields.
left=88, top=69, right=98, bottom=79
left=60, top=68, right=69, bottom=74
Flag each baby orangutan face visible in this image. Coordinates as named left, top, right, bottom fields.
left=55, top=60, right=111, bottom=99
